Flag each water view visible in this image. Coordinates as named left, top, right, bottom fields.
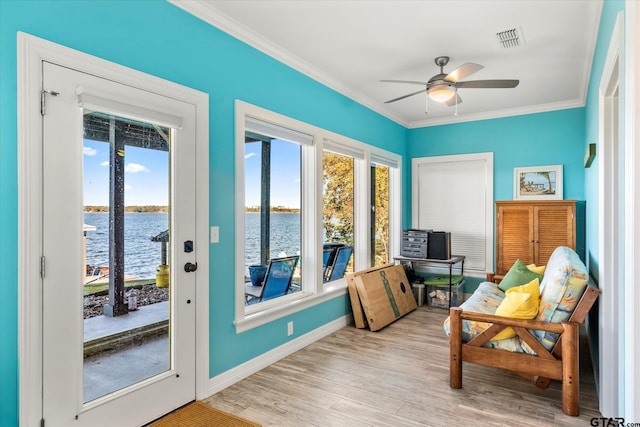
left=84, top=212, right=168, bottom=279
left=244, top=212, right=300, bottom=269
left=85, top=211, right=302, bottom=278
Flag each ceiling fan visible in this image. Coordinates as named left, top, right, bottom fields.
left=381, top=56, right=519, bottom=108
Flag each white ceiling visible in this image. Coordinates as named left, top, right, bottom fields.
left=172, top=0, right=602, bottom=128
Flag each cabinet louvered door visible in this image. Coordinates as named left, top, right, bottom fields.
left=496, top=204, right=533, bottom=274
left=495, top=201, right=577, bottom=275
left=533, top=204, right=575, bottom=266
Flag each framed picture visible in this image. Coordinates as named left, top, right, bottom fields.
left=513, top=165, right=563, bottom=200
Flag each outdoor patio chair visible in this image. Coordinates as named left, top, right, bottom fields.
left=326, top=246, right=353, bottom=282
left=245, top=255, right=299, bottom=303
left=322, top=248, right=333, bottom=282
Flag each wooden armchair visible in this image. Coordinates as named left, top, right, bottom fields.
left=449, top=277, right=600, bottom=416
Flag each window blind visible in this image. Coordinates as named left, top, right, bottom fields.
left=371, top=153, right=399, bottom=168
left=77, top=92, right=183, bottom=129
left=245, top=116, right=313, bottom=146
left=413, top=154, right=493, bottom=274
left=323, top=139, right=365, bottom=159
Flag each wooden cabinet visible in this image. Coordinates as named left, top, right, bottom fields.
left=495, top=200, right=576, bottom=275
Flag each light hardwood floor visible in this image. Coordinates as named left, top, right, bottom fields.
left=204, top=306, right=601, bottom=426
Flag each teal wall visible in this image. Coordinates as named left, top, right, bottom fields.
left=408, top=108, right=587, bottom=201
left=584, top=0, right=626, bottom=280
left=0, top=1, right=406, bottom=425
left=407, top=108, right=587, bottom=277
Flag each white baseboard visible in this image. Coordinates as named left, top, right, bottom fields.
left=205, top=314, right=353, bottom=397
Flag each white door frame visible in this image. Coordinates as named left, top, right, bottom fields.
left=623, top=1, right=639, bottom=420
left=17, top=33, right=210, bottom=426
left=598, top=11, right=624, bottom=418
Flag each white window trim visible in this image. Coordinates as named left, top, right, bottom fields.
left=234, top=100, right=401, bottom=332
left=411, top=152, right=493, bottom=278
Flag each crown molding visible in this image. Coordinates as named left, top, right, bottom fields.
left=407, top=98, right=586, bottom=128
left=168, top=0, right=409, bottom=127
left=168, top=0, right=597, bottom=131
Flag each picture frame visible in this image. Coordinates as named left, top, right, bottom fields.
left=513, top=165, right=563, bottom=200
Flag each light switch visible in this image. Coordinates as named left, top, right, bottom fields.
left=210, top=226, right=219, bottom=244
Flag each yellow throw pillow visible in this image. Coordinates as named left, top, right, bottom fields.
left=526, top=263, right=546, bottom=275
left=491, top=278, right=540, bottom=341
left=508, top=277, right=541, bottom=300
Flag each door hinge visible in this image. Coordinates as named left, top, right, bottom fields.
left=40, top=89, right=59, bottom=116
left=40, top=255, right=45, bottom=279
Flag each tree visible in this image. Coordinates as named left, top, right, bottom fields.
left=322, top=153, right=354, bottom=245
left=535, top=172, right=554, bottom=194
left=322, top=153, right=390, bottom=267
left=372, top=164, right=389, bottom=266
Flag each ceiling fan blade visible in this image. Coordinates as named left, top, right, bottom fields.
left=456, top=79, right=520, bottom=88
left=446, top=63, right=483, bottom=82
left=380, top=79, right=429, bottom=86
left=384, top=89, right=425, bottom=103
left=444, top=93, right=463, bottom=107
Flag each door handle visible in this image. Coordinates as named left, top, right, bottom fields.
left=184, top=262, right=198, bottom=273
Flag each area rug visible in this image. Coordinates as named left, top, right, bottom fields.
left=149, top=401, right=261, bottom=427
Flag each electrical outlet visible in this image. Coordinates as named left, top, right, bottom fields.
left=287, top=321, right=294, bottom=336
left=210, top=226, right=219, bottom=243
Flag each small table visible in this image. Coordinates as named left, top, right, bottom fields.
left=394, top=255, right=465, bottom=308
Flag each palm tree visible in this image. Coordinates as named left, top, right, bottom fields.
left=535, top=172, right=554, bottom=194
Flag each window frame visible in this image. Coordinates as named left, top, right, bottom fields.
left=234, top=101, right=401, bottom=332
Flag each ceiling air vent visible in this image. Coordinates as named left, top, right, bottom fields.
left=496, top=27, right=524, bottom=48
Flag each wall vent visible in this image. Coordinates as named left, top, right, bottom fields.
left=496, top=27, right=524, bottom=48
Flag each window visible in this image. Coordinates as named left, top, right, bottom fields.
left=412, top=153, right=493, bottom=276
left=322, top=148, right=355, bottom=280
left=371, top=162, right=390, bottom=267
left=243, top=121, right=309, bottom=306
left=235, top=101, right=401, bottom=331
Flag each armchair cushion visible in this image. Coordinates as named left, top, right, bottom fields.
left=444, top=246, right=589, bottom=355
left=443, top=281, right=532, bottom=354
left=533, top=246, right=589, bottom=350
left=498, top=259, right=544, bottom=292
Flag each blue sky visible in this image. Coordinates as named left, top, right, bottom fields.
left=244, top=139, right=301, bottom=208
left=83, top=138, right=300, bottom=207
left=83, top=139, right=169, bottom=206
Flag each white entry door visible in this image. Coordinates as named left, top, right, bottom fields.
left=41, top=61, right=197, bottom=426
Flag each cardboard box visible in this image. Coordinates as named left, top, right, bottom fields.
left=353, top=264, right=417, bottom=331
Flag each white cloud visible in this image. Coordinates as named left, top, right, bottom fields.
left=245, top=152, right=257, bottom=160
left=100, top=161, right=109, bottom=167
left=83, top=146, right=97, bottom=156
left=125, top=163, right=150, bottom=173
left=124, top=184, right=132, bottom=190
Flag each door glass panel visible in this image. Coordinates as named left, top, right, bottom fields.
left=82, top=112, right=171, bottom=402
left=371, top=163, right=390, bottom=267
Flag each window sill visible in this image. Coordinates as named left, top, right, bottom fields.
left=235, top=280, right=348, bottom=333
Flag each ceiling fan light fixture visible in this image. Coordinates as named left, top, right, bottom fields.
left=428, top=83, right=456, bottom=102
